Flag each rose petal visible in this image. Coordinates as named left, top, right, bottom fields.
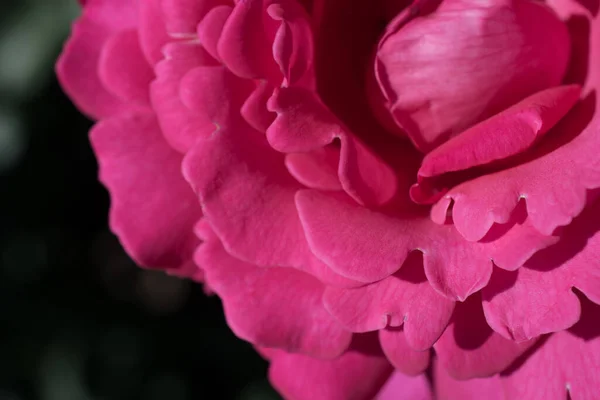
left=56, top=0, right=142, bottom=119
left=268, top=87, right=397, bottom=206
left=296, top=190, right=555, bottom=300
left=98, top=29, right=154, bottom=105
left=151, top=41, right=217, bottom=153
left=482, top=199, right=600, bottom=341
left=182, top=120, right=359, bottom=287
left=411, top=85, right=581, bottom=203
left=197, top=5, right=232, bottom=61
left=241, top=80, right=276, bottom=132
left=195, top=223, right=352, bottom=357
left=375, top=370, right=433, bottom=400
left=379, top=328, right=430, bottom=375
left=434, top=294, right=535, bottom=380
left=90, top=111, right=201, bottom=269
left=375, top=0, right=571, bottom=151
left=323, top=252, right=454, bottom=350
left=432, top=99, right=600, bottom=242
left=285, top=146, right=342, bottom=191
left=138, top=0, right=171, bottom=65
left=268, top=333, right=393, bottom=400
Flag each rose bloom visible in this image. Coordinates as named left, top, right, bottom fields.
left=57, top=0, right=600, bottom=398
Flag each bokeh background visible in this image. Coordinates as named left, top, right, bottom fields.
left=0, top=1, right=279, bottom=399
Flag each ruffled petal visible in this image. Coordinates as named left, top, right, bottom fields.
left=268, top=333, right=393, bottom=400
left=182, top=120, right=358, bottom=287
left=56, top=0, right=143, bottom=119
left=217, top=0, right=280, bottom=80
left=482, top=199, right=600, bottom=341
left=195, top=223, right=351, bottom=357
left=241, top=80, right=276, bottom=132
left=434, top=294, right=535, bottom=380
left=323, top=252, right=454, bottom=350
left=160, top=0, right=225, bottom=35
left=138, top=0, right=171, bottom=65
left=285, top=146, right=342, bottom=191
left=432, top=100, right=600, bottom=241
left=197, top=5, right=232, bottom=61
left=98, top=29, right=154, bottom=105
left=296, top=190, right=555, bottom=300
left=375, top=370, right=433, bottom=400
left=374, top=0, right=571, bottom=151
left=379, top=328, right=430, bottom=375
left=151, top=41, right=217, bottom=153
left=90, top=111, right=201, bottom=270
left=434, top=359, right=504, bottom=400
left=411, top=85, right=581, bottom=203
left=268, top=87, right=398, bottom=206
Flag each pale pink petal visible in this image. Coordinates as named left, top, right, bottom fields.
left=296, top=190, right=554, bottom=300
left=151, top=41, right=217, bottom=153
left=98, top=29, right=153, bottom=105
left=182, top=120, right=358, bottom=287
left=217, top=0, right=280, bottom=80
left=412, top=85, right=581, bottom=203
left=268, top=87, right=397, bottom=206
left=434, top=294, right=535, bottom=380
left=432, top=100, right=600, bottom=241
left=268, top=334, right=393, bottom=400
left=375, top=370, right=433, bottom=400
left=195, top=223, right=351, bottom=357
left=374, top=0, right=571, bottom=151
left=379, top=328, right=430, bottom=375
left=138, top=0, right=171, bottom=65
left=285, top=146, right=342, bottom=191
left=323, top=253, right=454, bottom=350
left=90, top=111, right=201, bottom=270
left=197, top=5, right=232, bottom=61
left=241, top=80, right=276, bottom=132
left=56, top=0, right=142, bottom=119
left=482, top=199, right=600, bottom=341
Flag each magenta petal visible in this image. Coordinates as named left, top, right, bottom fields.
left=268, top=334, right=393, bottom=400
left=241, top=80, right=276, bottom=132
left=98, top=29, right=153, bottom=105
left=323, top=253, right=454, bottom=350
left=197, top=5, right=232, bottom=61
left=433, top=101, right=600, bottom=241
left=90, top=111, right=201, bottom=270
left=297, top=190, right=552, bottom=300
left=217, top=0, right=280, bottom=80
left=160, top=0, right=223, bottom=35
left=268, top=87, right=397, bottom=206
left=195, top=224, right=351, bottom=357
left=379, top=329, right=430, bottom=375
left=375, top=0, right=571, bottom=151
left=482, top=200, right=600, bottom=341
left=182, top=120, right=357, bottom=287
left=500, top=299, right=600, bottom=400
left=285, top=146, right=342, bottom=191
left=267, top=0, right=315, bottom=87
left=412, top=85, right=581, bottom=203
left=375, top=371, right=432, bottom=400
left=138, top=0, right=171, bottom=65
left=434, top=294, right=535, bottom=379
left=151, top=41, right=217, bottom=153
left=434, top=359, right=503, bottom=400
left=179, top=65, right=254, bottom=126
left=56, top=0, right=142, bottom=119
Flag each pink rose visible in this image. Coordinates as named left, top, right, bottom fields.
left=57, top=0, right=600, bottom=398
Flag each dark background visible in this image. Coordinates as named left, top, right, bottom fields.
left=0, top=1, right=277, bottom=399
